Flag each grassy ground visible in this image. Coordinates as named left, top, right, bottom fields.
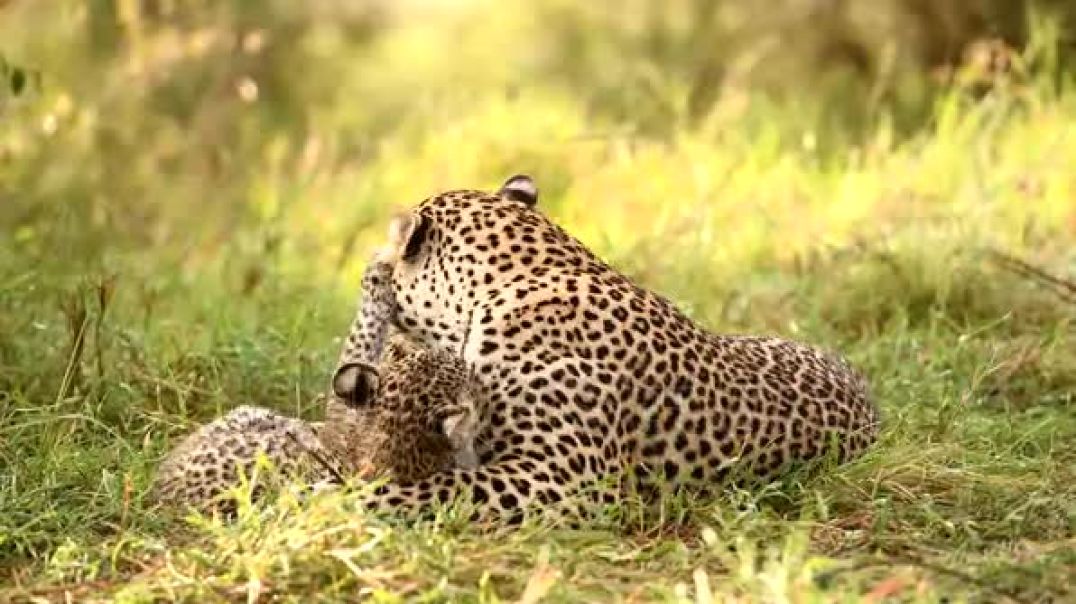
left=2, top=3, right=1076, bottom=602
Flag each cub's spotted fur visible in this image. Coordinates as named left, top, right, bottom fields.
left=151, top=259, right=481, bottom=514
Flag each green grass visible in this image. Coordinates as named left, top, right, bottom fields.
left=2, top=2, right=1076, bottom=602
left=2, top=241, right=1074, bottom=603
left=2, top=144, right=1074, bottom=602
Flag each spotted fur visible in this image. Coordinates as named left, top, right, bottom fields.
left=337, top=175, right=880, bottom=523
left=151, top=258, right=481, bottom=514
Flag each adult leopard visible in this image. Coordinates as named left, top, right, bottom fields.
left=335, top=175, right=880, bottom=522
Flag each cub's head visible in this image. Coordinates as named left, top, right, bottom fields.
left=329, top=335, right=481, bottom=477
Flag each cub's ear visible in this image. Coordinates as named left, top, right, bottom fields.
left=331, top=361, right=379, bottom=408
left=498, top=174, right=538, bottom=206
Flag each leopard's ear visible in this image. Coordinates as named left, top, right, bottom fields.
left=498, top=174, right=538, bottom=207
left=331, top=362, right=379, bottom=408
left=380, top=211, right=431, bottom=264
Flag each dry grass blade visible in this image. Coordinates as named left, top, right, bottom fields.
left=985, top=248, right=1076, bottom=305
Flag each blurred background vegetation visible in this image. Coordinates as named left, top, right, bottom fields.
left=2, top=0, right=1074, bottom=283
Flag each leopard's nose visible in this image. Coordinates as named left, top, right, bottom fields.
left=356, top=461, right=377, bottom=480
